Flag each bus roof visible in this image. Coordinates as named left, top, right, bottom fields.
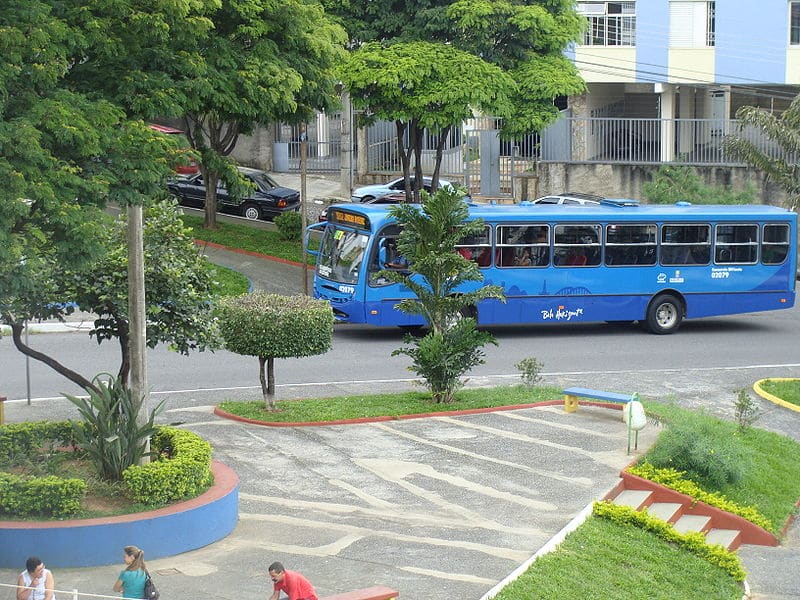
left=328, top=200, right=796, bottom=225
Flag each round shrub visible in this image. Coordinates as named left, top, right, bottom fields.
left=644, top=418, right=746, bottom=488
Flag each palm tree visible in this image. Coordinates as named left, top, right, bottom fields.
left=725, top=94, right=800, bottom=209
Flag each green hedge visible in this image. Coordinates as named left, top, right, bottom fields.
left=0, top=421, right=77, bottom=463
left=0, top=472, right=86, bottom=518
left=123, top=427, right=213, bottom=505
left=0, top=422, right=213, bottom=517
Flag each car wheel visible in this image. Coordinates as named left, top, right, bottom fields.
left=242, top=204, right=261, bottom=220
left=360, top=195, right=374, bottom=203
left=168, top=193, right=185, bottom=205
left=645, top=294, right=683, bottom=334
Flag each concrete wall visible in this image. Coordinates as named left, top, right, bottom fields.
left=229, top=124, right=278, bottom=171
left=536, top=162, right=789, bottom=206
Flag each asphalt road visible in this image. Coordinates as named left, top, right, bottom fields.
left=2, top=241, right=800, bottom=599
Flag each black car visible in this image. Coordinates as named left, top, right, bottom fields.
left=167, top=167, right=300, bottom=220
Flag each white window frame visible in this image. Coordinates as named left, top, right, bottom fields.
left=669, top=1, right=715, bottom=48
left=578, top=2, right=636, bottom=47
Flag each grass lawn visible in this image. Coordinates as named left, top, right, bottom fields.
left=183, top=214, right=306, bottom=263
left=492, top=517, right=743, bottom=600
left=218, top=385, right=562, bottom=422
left=201, top=259, right=251, bottom=296
left=759, top=378, right=800, bottom=407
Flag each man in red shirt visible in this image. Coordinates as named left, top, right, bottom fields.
left=268, top=561, right=318, bottom=600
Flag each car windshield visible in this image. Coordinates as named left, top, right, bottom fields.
left=247, top=171, right=279, bottom=191
left=317, top=225, right=369, bottom=285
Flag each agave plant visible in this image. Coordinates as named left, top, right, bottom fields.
left=65, top=373, right=165, bottom=480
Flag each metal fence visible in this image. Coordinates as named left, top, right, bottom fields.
left=541, top=116, right=798, bottom=166
left=278, top=114, right=343, bottom=172
left=278, top=112, right=797, bottom=189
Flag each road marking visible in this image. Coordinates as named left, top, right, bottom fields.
left=8, top=362, right=800, bottom=403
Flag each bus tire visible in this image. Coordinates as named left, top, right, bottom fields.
left=645, top=294, right=683, bottom=334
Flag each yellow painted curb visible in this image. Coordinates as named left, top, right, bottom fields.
left=753, top=378, right=800, bottom=413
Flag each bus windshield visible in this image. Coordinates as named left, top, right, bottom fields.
left=317, top=225, right=369, bottom=285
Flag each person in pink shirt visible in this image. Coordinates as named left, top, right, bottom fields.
left=268, top=562, right=318, bottom=600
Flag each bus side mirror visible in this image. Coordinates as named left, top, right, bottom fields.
left=304, top=222, right=326, bottom=257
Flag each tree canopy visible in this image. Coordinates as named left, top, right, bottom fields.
left=58, top=0, right=348, bottom=228
left=0, top=1, right=180, bottom=336
left=329, top=0, right=585, bottom=190
left=725, top=94, right=800, bottom=209
left=339, top=41, right=515, bottom=192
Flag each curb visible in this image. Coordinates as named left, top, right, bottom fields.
left=752, top=378, right=800, bottom=413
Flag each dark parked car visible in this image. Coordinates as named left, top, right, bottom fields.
left=168, top=167, right=300, bottom=220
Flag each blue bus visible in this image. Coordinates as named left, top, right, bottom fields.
left=308, top=200, right=797, bottom=334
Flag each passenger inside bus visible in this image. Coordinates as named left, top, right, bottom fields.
left=380, top=238, right=408, bottom=269
left=565, top=249, right=587, bottom=266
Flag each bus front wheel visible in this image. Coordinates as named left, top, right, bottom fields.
left=645, top=294, right=683, bottom=334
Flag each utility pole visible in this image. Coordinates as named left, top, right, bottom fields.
left=300, top=124, right=309, bottom=295
left=127, top=204, right=149, bottom=461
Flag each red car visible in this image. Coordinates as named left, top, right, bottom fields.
left=148, top=124, right=199, bottom=175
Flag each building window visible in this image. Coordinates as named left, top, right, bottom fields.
left=792, top=2, right=800, bottom=45
left=669, top=1, right=715, bottom=47
left=578, top=2, right=636, bottom=46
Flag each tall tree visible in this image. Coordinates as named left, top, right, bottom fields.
left=63, top=0, right=348, bottom=229
left=724, top=94, right=800, bottom=210
left=0, top=2, right=180, bottom=393
left=328, top=0, right=585, bottom=181
left=339, top=41, right=515, bottom=197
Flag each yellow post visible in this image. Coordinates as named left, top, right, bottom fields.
left=564, top=394, right=578, bottom=413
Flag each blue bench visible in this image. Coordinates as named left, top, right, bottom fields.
left=562, top=387, right=637, bottom=413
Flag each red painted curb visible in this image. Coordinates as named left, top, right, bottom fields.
left=193, top=240, right=314, bottom=269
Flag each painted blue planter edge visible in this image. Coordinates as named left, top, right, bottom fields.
left=0, top=460, right=239, bottom=568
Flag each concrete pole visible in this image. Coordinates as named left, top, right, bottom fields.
left=127, top=204, right=150, bottom=459
left=340, top=92, right=353, bottom=197
left=300, top=125, right=308, bottom=295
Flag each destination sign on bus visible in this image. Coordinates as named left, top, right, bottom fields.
left=329, top=209, right=370, bottom=229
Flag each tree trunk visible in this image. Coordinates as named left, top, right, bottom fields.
left=411, top=121, right=424, bottom=202
left=259, top=355, right=277, bottom=411
left=117, top=317, right=130, bottom=388
left=432, top=125, right=451, bottom=192
left=9, top=322, right=101, bottom=396
left=203, top=167, right=220, bottom=229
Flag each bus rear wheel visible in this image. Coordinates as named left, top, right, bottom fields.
left=645, top=294, right=683, bottom=334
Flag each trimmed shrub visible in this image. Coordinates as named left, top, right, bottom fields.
left=627, top=462, right=773, bottom=531
left=0, top=421, right=77, bottom=464
left=0, top=472, right=86, bottom=518
left=274, top=211, right=302, bottom=240
left=123, top=427, right=213, bottom=505
left=0, top=421, right=212, bottom=516
left=217, top=292, right=333, bottom=409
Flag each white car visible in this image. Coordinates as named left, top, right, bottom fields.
left=351, top=176, right=453, bottom=203
left=532, top=192, right=604, bottom=206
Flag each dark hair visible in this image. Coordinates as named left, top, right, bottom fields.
left=268, top=561, right=285, bottom=574
left=25, top=557, right=42, bottom=574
